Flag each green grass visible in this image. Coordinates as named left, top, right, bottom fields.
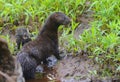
left=78, top=0, right=120, bottom=76
left=0, top=0, right=120, bottom=78
left=0, top=0, right=86, bottom=24
left=60, top=0, right=120, bottom=77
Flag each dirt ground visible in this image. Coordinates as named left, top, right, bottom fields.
left=53, top=54, right=120, bottom=82
left=55, top=55, right=96, bottom=82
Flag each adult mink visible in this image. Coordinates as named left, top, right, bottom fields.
left=17, top=12, right=71, bottom=80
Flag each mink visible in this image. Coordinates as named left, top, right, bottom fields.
left=15, top=27, right=31, bottom=50
left=0, top=38, right=25, bottom=82
left=17, top=12, right=71, bottom=80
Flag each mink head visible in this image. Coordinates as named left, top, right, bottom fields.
left=50, top=12, right=71, bottom=25
left=16, top=27, right=29, bottom=36
left=16, top=27, right=30, bottom=39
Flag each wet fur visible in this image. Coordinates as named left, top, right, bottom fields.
left=17, top=12, right=71, bottom=80
left=0, top=38, right=25, bottom=82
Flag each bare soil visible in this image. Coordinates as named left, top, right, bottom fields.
left=55, top=55, right=96, bottom=82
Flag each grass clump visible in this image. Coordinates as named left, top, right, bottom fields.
left=0, top=0, right=86, bottom=24
left=60, top=0, right=120, bottom=77
left=78, top=0, right=120, bottom=77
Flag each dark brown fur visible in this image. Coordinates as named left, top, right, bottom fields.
left=0, top=38, right=14, bottom=75
left=17, top=12, right=71, bottom=79
left=0, top=38, right=25, bottom=82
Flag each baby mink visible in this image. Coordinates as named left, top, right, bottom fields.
left=15, top=27, right=31, bottom=50
left=17, top=12, right=71, bottom=80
